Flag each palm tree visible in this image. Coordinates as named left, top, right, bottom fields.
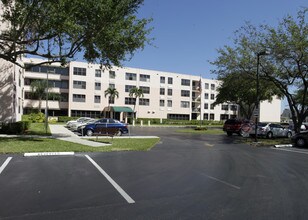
left=104, top=87, right=119, bottom=118
left=129, top=87, right=144, bottom=120
left=30, top=80, right=48, bottom=112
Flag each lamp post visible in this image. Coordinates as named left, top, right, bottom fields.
left=45, top=70, right=49, bottom=134
left=254, top=50, right=270, bottom=142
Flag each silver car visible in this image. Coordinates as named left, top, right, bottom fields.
left=253, top=122, right=293, bottom=138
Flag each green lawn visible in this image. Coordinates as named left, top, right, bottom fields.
left=25, top=123, right=52, bottom=136
left=0, top=137, right=160, bottom=154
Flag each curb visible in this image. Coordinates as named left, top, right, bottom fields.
left=24, top=152, right=75, bottom=157
left=274, top=144, right=293, bottom=148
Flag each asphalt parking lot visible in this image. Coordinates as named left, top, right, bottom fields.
left=1, top=127, right=308, bottom=220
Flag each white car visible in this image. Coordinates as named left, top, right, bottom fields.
left=71, top=119, right=98, bottom=132
left=66, top=117, right=92, bottom=129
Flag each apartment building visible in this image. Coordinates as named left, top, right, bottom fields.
left=20, top=58, right=281, bottom=122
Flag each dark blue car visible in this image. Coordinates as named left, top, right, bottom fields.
left=78, top=118, right=129, bottom=136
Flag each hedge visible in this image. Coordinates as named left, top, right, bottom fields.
left=0, top=121, right=31, bottom=134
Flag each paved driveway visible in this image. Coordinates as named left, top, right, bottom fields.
left=1, top=127, right=308, bottom=219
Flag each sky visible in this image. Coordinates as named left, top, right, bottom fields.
left=123, top=0, right=307, bottom=81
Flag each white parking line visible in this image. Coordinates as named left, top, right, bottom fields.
left=85, top=155, right=135, bottom=204
left=199, top=172, right=241, bottom=190
left=0, top=157, right=12, bottom=175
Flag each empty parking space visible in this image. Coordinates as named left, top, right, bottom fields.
left=0, top=155, right=134, bottom=219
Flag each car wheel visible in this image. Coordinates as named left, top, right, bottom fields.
left=287, top=132, right=292, bottom=138
left=86, top=129, right=93, bottom=136
left=267, top=132, right=273, bottom=139
left=227, top=131, right=232, bottom=136
left=296, top=137, right=307, bottom=148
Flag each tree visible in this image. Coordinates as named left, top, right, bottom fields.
left=129, top=87, right=143, bottom=120
left=0, top=0, right=152, bottom=67
left=211, top=8, right=307, bottom=132
left=30, top=79, right=48, bottom=112
left=104, top=87, right=119, bottom=118
left=213, top=72, right=281, bottom=120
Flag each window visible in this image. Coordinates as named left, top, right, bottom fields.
left=210, top=94, right=215, bottom=100
left=140, top=86, right=150, bottom=94
left=160, top=100, right=165, bottom=107
left=61, top=80, right=69, bottom=89
left=220, top=114, right=229, bottom=120
left=109, top=97, right=115, bottom=104
left=126, top=72, right=137, bottom=81
left=125, top=85, right=136, bottom=92
left=181, top=79, right=190, bottom=86
left=73, top=81, right=86, bottom=89
left=160, top=76, right=165, bottom=84
left=230, top=105, right=238, bottom=111
left=210, top=104, right=215, bottom=110
left=211, top=84, right=215, bottom=90
left=139, top=98, right=150, bottom=106
left=160, top=88, right=165, bottom=95
left=25, top=64, right=69, bottom=75
left=204, top=83, right=209, bottom=90
left=210, top=113, right=215, bottom=120
left=181, top=90, right=190, bottom=97
left=167, top=114, right=189, bottom=120
left=94, top=95, right=101, bottom=103
left=125, top=97, right=136, bottom=105
left=73, top=94, right=86, bottom=102
left=167, top=100, right=172, bottom=107
left=109, top=83, right=115, bottom=89
left=168, top=77, right=173, bottom=84
left=95, top=82, right=101, bottom=90
left=167, top=89, right=173, bottom=96
left=73, top=67, right=86, bottom=76
left=204, top=103, right=208, bottom=109
left=60, top=93, right=69, bottom=102
left=221, top=104, right=229, bottom=111
left=109, top=71, right=115, bottom=79
left=140, top=74, right=150, bottom=82
left=204, top=113, right=209, bottom=120
left=95, top=69, right=101, bottom=77
left=204, top=93, right=209, bottom=99
left=181, top=101, right=190, bottom=108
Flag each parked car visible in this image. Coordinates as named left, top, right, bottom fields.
left=291, top=131, right=308, bottom=148
left=66, top=117, right=92, bottom=128
left=71, top=119, right=98, bottom=132
left=250, top=122, right=293, bottom=138
left=223, top=119, right=243, bottom=136
left=67, top=117, right=92, bottom=129
left=79, top=118, right=129, bottom=136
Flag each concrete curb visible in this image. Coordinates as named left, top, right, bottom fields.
left=24, top=152, right=75, bottom=157
left=274, top=144, right=293, bottom=148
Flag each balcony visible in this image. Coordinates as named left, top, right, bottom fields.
left=191, top=108, right=201, bottom=113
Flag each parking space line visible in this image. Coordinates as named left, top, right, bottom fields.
left=0, top=157, right=12, bottom=175
left=199, top=172, right=241, bottom=190
left=85, top=155, right=135, bottom=204
left=272, top=147, right=308, bottom=155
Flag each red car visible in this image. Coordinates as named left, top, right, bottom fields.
left=223, top=119, right=243, bottom=136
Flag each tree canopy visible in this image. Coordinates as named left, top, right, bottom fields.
left=211, top=8, right=307, bottom=132
left=0, top=0, right=152, bottom=67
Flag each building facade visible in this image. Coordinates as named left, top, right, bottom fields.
left=19, top=58, right=281, bottom=123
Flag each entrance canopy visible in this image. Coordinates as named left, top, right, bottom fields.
left=103, top=106, right=134, bottom=113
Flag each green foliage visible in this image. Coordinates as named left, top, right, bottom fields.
left=0, top=0, right=152, bottom=67
left=0, top=121, right=31, bottom=134
left=28, top=113, right=45, bottom=123
left=58, top=116, right=79, bottom=122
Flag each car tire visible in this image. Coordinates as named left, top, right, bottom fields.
left=287, top=132, right=292, bottom=138
left=296, top=137, right=307, bottom=148
left=267, top=132, right=273, bottom=139
left=86, top=129, right=93, bottom=136
left=227, top=131, right=232, bottom=136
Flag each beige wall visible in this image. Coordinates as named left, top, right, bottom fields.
left=260, top=96, right=281, bottom=122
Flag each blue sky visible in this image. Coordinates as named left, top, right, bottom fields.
left=124, top=0, right=307, bottom=81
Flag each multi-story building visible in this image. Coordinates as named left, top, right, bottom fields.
left=20, top=58, right=281, bottom=123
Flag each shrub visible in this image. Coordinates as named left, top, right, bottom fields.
left=58, top=116, right=79, bottom=122
left=0, top=121, right=31, bottom=134
left=23, top=113, right=46, bottom=123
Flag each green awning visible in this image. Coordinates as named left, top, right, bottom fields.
left=111, top=106, right=134, bottom=113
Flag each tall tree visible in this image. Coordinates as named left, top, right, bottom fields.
left=129, top=87, right=144, bottom=120
left=30, top=79, right=48, bottom=112
left=104, top=87, right=119, bottom=118
left=211, top=8, right=307, bottom=132
left=213, top=72, right=280, bottom=120
left=0, top=0, right=152, bottom=67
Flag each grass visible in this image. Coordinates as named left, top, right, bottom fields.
left=247, top=138, right=292, bottom=146
left=25, top=123, right=51, bottom=136
left=176, top=128, right=224, bottom=135
left=0, top=137, right=160, bottom=154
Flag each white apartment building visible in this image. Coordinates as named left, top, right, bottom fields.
left=19, top=58, right=281, bottom=123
